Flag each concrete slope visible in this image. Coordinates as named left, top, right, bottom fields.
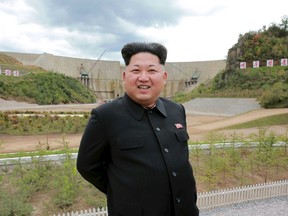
left=183, top=98, right=261, bottom=117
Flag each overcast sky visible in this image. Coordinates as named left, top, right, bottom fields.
left=0, top=0, right=287, bottom=63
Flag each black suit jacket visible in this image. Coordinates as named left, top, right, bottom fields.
left=77, top=93, right=199, bottom=216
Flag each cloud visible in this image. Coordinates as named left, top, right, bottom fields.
left=6, top=0, right=191, bottom=59
left=0, top=0, right=287, bottom=62
left=28, top=0, right=185, bottom=28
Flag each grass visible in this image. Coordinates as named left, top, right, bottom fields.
left=225, top=113, right=288, bottom=129
left=0, top=111, right=90, bottom=135
left=0, top=149, right=78, bottom=159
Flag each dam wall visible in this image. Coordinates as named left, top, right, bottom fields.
left=1, top=51, right=226, bottom=100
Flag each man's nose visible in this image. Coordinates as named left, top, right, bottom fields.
left=138, top=71, right=149, bottom=81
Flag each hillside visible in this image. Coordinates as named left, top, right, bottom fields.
left=0, top=54, right=96, bottom=104
left=174, top=16, right=288, bottom=108
left=222, top=16, right=288, bottom=108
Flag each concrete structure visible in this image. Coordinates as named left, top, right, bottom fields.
left=1, top=51, right=226, bottom=100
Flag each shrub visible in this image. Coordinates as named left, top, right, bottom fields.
left=259, top=82, right=288, bottom=108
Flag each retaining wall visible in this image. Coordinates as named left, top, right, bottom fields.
left=1, top=51, right=226, bottom=99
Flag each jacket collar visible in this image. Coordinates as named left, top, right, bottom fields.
left=122, top=93, right=167, bottom=120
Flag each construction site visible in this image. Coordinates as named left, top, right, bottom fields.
left=0, top=51, right=226, bottom=100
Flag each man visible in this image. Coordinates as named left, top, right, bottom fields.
left=77, top=42, right=199, bottom=216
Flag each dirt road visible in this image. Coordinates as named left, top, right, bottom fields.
left=187, top=108, right=288, bottom=141
left=0, top=99, right=288, bottom=153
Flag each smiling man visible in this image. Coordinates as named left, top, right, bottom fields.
left=121, top=43, right=168, bottom=108
left=77, top=42, right=199, bottom=216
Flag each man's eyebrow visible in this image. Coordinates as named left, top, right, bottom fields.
left=131, top=64, right=160, bottom=67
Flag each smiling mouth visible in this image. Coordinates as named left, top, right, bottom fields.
left=138, top=85, right=150, bottom=89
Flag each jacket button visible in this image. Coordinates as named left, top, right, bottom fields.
left=172, top=172, right=177, bottom=177
left=176, top=197, right=181, bottom=203
left=164, top=148, right=169, bottom=153
left=156, top=127, right=160, bottom=131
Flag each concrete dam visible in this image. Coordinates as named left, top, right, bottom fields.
left=1, top=52, right=226, bottom=100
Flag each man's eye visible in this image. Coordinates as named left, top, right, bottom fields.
left=131, top=70, right=140, bottom=73
left=149, top=70, right=157, bottom=73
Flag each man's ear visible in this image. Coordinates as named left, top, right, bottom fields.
left=163, top=71, right=168, bottom=81
left=122, top=71, right=126, bottom=82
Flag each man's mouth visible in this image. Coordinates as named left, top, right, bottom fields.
left=138, top=85, right=150, bottom=89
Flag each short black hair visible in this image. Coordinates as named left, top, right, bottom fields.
left=121, top=42, right=167, bottom=66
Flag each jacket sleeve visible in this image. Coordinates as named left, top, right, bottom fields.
left=76, top=108, right=109, bottom=194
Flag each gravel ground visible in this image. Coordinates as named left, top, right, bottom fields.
left=200, top=196, right=288, bottom=216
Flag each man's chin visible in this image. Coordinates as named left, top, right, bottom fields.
left=135, top=96, right=154, bottom=106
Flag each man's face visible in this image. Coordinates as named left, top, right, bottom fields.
left=122, top=52, right=167, bottom=107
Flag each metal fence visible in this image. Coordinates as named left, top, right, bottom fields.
left=52, top=180, right=288, bottom=216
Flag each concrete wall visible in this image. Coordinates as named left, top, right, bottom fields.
left=165, top=60, right=226, bottom=93
left=1, top=51, right=226, bottom=100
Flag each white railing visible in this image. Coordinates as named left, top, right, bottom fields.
left=2, top=141, right=287, bottom=167
left=197, top=180, right=288, bottom=210
left=52, top=207, right=108, bottom=216
left=52, top=180, right=288, bottom=216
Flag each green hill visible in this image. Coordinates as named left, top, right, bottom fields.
left=0, top=54, right=95, bottom=104
left=174, top=16, right=288, bottom=108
